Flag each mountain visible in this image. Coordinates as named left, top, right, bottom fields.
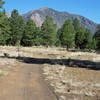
left=7, top=7, right=97, bottom=34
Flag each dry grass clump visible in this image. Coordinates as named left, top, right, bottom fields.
left=57, top=52, right=100, bottom=62
left=43, top=64, right=100, bottom=99
left=0, top=58, right=16, bottom=66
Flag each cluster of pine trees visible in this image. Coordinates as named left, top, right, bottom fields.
left=0, top=0, right=100, bottom=50
left=57, top=18, right=97, bottom=50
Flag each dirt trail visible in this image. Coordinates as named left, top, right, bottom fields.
left=0, top=63, right=57, bottom=100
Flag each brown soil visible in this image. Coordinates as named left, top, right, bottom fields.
left=0, top=63, right=57, bottom=100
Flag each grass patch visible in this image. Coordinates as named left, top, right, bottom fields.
left=0, top=72, right=5, bottom=77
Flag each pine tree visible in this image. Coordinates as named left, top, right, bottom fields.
left=94, top=24, right=100, bottom=49
left=41, top=16, right=57, bottom=46
left=73, top=18, right=83, bottom=49
left=56, top=28, right=63, bottom=46
left=21, top=19, right=37, bottom=46
left=9, top=9, right=25, bottom=46
left=73, top=18, right=94, bottom=50
left=60, top=18, right=75, bottom=50
left=17, top=15, right=25, bottom=45
left=0, top=0, right=11, bottom=45
left=91, top=38, right=97, bottom=50
left=73, top=18, right=81, bottom=32
left=0, top=11, right=11, bottom=45
left=75, top=28, right=85, bottom=49
left=0, top=0, right=5, bottom=9
left=82, top=29, right=93, bottom=49
left=33, top=27, right=43, bottom=46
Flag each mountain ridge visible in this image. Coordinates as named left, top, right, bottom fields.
left=6, top=7, right=97, bottom=34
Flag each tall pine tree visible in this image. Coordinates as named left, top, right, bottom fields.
left=73, top=18, right=93, bottom=49
left=9, top=9, right=25, bottom=46
left=60, top=18, right=75, bottom=50
left=21, top=19, right=37, bottom=46
left=73, top=18, right=81, bottom=32
left=75, top=28, right=85, bottom=49
left=33, top=27, right=43, bottom=46
left=0, top=0, right=11, bottom=45
left=41, top=16, right=57, bottom=46
left=82, top=29, right=93, bottom=49
left=0, top=12, right=11, bottom=45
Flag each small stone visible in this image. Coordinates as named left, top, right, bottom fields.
left=67, top=89, right=70, bottom=92
left=59, top=96, right=66, bottom=100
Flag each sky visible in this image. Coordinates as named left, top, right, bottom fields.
left=4, top=0, right=100, bottom=23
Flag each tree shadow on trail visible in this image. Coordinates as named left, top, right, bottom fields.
left=0, top=56, right=100, bottom=71
left=17, top=56, right=100, bottom=71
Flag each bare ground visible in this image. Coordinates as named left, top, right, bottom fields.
left=0, top=63, right=57, bottom=100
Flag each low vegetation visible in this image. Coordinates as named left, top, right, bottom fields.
left=0, top=70, right=8, bottom=77
left=43, top=52, right=100, bottom=100
left=0, top=71, right=5, bottom=77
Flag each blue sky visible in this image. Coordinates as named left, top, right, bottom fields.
left=4, top=0, right=100, bottom=23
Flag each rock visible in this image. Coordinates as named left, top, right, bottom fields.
left=92, top=83, right=100, bottom=88
left=59, top=96, right=66, bottom=100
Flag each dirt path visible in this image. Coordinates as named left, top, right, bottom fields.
left=0, top=63, right=57, bottom=100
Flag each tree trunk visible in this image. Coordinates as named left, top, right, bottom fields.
left=66, top=43, right=69, bottom=51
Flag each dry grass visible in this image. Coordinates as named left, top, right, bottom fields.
left=42, top=47, right=100, bottom=100
left=43, top=64, right=100, bottom=99
left=0, top=46, right=99, bottom=60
